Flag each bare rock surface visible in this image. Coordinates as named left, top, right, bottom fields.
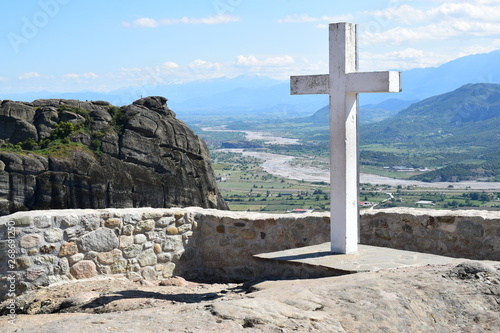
left=0, top=97, right=227, bottom=215
left=1, top=262, right=499, bottom=332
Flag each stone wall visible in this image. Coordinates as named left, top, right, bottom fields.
left=360, top=208, right=500, bottom=261
left=189, top=209, right=331, bottom=282
left=1, top=207, right=499, bottom=297
left=0, top=208, right=200, bottom=297
left=0, top=208, right=331, bottom=297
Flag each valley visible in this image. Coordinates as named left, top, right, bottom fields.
left=186, top=82, right=500, bottom=213
left=5, top=53, right=500, bottom=214
left=196, top=126, right=500, bottom=213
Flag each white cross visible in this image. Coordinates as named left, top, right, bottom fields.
left=291, top=22, right=401, bottom=254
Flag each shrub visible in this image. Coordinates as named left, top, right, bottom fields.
left=110, top=107, right=130, bottom=134
left=90, top=131, right=106, bottom=155
left=50, top=122, right=75, bottom=140
left=21, top=138, right=37, bottom=150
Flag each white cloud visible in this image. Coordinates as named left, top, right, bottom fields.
left=457, top=39, right=500, bottom=56
left=388, top=48, right=426, bottom=59
left=364, top=4, right=427, bottom=24
left=160, top=62, right=179, bottom=69
left=235, top=55, right=294, bottom=67
left=129, top=17, right=158, bottom=28
left=360, top=49, right=451, bottom=71
left=123, top=14, right=240, bottom=28
left=277, top=14, right=354, bottom=24
left=362, top=20, right=500, bottom=46
left=18, top=72, right=41, bottom=80
left=429, top=2, right=500, bottom=20
left=189, top=59, right=222, bottom=71
left=81, top=72, right=98, bottom=79
left=64, top=72, right=98, bottom=79
left=299, top=59, right=328, bottom=73
left=0, top=77, right=7, bottom=82
left=111, top=61, right=181, bottom=86
left=118, top=61, right=179, bottom=75
left=364, top=2, right=500, bottom=24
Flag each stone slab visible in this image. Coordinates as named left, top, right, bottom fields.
left=254, top=243, right=488, bottom=274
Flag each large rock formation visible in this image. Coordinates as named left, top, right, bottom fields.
left=0, top=96, right=227, bottom=215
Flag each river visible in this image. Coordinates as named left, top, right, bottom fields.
left=219, top=149, right=500, bottom=189
left=202, top=126, right=301, bottom=145
left=208, top=129, right=500, bottom=190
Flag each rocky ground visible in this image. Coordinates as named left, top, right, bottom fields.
left=1, top=261, right=499, bottom=332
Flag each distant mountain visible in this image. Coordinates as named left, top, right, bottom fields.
left=361, top=83, right=500, bottom=148
left=129, top=49, right=500, bottom=114
left=4, top=50, right=500, bottom=119
left=0, top=91, right=123, bottom=104
left=0, top=75, right=328, bottom=119
left=166, top=80, right=328, bottom=117
left=362, top=98, right=418, bottom=112
left=308, top=83, right=500, bottom=181
left=293, top=98, right=415, bottom=125
left=360, top=50, right=500, bottom=105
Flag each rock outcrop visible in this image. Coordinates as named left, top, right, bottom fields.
left=1, top=262, right=498, bottom=332
left=0, top=96, right=227, bottom=215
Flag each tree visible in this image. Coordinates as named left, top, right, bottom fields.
left=20, top=138, right=37, bottom=150
left=50, top=122, right=74, bottom=140
left=479, top=192, right=490, bottom=202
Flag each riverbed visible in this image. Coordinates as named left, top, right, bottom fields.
left=209, top=128, right=500, bottom=190
left=219, top=149, right=500, bottom=190
left=202, top=126, right=301, bottom=145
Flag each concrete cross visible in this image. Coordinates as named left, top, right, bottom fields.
left=291, top=22, right=401, bottom=254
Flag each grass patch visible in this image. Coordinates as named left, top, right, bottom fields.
left=360, top=166, right=421, bottom=179
left=1, top=140, right=95, bottom=159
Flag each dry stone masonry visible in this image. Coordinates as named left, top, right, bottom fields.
left=361, top=207, right=500, bottom=261
left=1, top=208, right=198, bottom=296
left=1, top=207, right=499, bottom=298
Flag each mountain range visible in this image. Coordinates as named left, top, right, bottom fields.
left=294, top=98, right=418, bottom=125
left=3, top=50, right=500, bottom=120
left=361, top=83, right=500, bottom=181
left=294, top=81, right=500, bottom=149
left=378, top=50, right=500, bottom=105
left=361, top=83, right=500, bottom=148
left=285, top=82, right=500, bottom=181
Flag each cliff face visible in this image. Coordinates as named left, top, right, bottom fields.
left=0, top=96, right=227, bottom=215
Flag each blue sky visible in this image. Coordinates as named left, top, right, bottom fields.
left=2, top=0, right=500, bottom=94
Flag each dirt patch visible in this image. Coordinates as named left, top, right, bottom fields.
left=1, top=275, right=245, bottom=316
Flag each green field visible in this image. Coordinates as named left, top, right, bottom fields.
left=190, top=115, right=500, bottom=213
left=212, top=151, right=331, bottom=212
left=360, top=166, right=421, bottom=179
left=212, top=151, right=500, bottom=213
